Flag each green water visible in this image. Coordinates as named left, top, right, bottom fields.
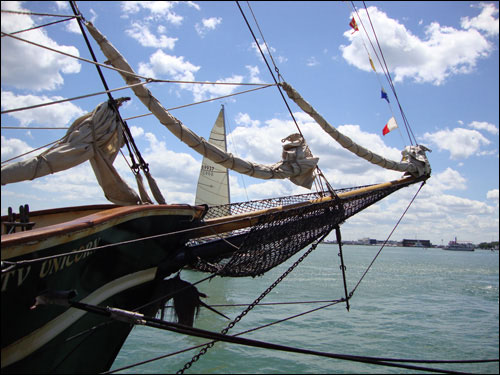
left=111, top=245, right=499, bottom=374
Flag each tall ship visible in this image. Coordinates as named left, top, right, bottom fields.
left=0, top=2, right=447, bottom=373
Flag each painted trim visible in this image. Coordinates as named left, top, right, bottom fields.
left=2, top=205, right=202, bottom=259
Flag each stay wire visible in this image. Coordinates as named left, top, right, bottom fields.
left=105, top=301, right=340, bottom=374
left=349, top=180, right=426, bottom=297
left=238, top=2, right=334, bottom=193
left=350, top=2, right=416, bottom=146
left=356, top=1, right=418, bottom=145
left=0, top=16, right=77, bottom=37
left=362, top=1, right=418, bottom=145
left=236, top=1, right=303, bottom=138
left=70, top=2, right=148, bottom=176
left=66, top=299, right=472, bottom=374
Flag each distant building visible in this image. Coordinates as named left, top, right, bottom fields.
left=402, top=239, right=432, bottom=248
left=358, top=238, right=377, bottom=245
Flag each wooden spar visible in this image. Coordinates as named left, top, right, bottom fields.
left=188, top=175, right=423, bottom=239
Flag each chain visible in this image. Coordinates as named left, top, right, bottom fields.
left=176, top=231, right=331, bottom=374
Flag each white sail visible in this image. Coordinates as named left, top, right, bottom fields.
left=195, top=106, right=230, bottom=208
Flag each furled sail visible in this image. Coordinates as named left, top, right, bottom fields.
left=280, top=82, right=431, bottom=177
left=195, top=106, right=230, bottom=208
left=85, top=22, right=319, bottom=189
left=1, top=98, right=142, bottom=205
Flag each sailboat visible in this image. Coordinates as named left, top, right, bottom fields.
left=1, top=2, right=432, bottom=373
left=194, top=105, right=231, bottom=214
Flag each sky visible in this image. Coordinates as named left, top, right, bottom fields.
left=1, top=1, right=499, bottom=245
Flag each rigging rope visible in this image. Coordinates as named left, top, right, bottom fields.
left=236, top=1, right=334, bottom=193
left=178, top=231, right=332, bottom=373
left=349, top=180, right=426, bottom=297
left=0, top=138, right=64, bottom=165
left=105, top=300, right=341, bottom=374
left=61, top=297, right=488, bottom=375
left=0, top=17, right=77, bottom=36
left=0, top=9, right=77, bottom=18
left=236, top=1, right=303, bottom=138
left=349, top=1, right=418, bottom=145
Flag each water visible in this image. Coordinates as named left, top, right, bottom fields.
left=111, top=245, right=499, bottom=374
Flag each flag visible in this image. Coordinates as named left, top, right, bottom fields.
left=369, top=57, right=376, bottom=72
left=382, top=117, right=398, bottom=136
left=381, top=88, right=389, bottom=103
left=349, top=17, right=359, bottom=33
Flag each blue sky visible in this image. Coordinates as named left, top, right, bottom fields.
left=1, top=1, right=499, bottom=245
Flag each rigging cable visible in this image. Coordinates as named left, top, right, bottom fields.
left=0, top=17, right=77, bottom=36
left=237, top=1, right=335, bottom=195
left=362, top=1, right=418, bottom=145
left=236, top=1, right=303, bottom=138
left=350, top=180, right=426, bottom=297
left=177, top=231, right=333, bottom=373
left=350, top=1, right=418, bottom=145
left=57, top=297, right=492, bottom=375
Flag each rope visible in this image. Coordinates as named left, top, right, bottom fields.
left=349, top=181, right=426, bottom=297
left=0, top=81, right=149, bottom=115
left=122, top=84, right=274, bottom=121
left=350, top=1, right=417, bottom=146
left=0, top=9, right=78, bottom=18
left=237, top=1, right=335, bottom=192
left=0, top=137, right=64, bottom=165
left=177, top=231, right=331, bottom=373
left=2, top=127, right=69, bottom=130
left=65, top=298, right=481, bottom=374
left=236, top=1, right=304, bottom=138
left=0, top=17, right=77, bottom=37
left=0, top=30, right=150, bottom=81
left=104, top=301, right=340, bottom=374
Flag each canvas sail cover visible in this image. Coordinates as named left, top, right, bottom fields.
left=280, top=82, right=431, bottom=177
left=1, top=99, right=142, bottom=205
left=85, top=22, right=319, bottom=189
left=195, top=107, right=230, bottom=208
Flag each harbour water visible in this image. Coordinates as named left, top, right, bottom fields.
left=111, top=245, right=499, bottom=374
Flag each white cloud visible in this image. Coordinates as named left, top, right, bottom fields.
left=461, top=2, right=499, bottom=37
left=234, top=112, right=261, bottom=127
left=245, top=65, right=264, bottom=84
left=251, top=41, right=287, bottom=64
left=137, top=51, right=256, bottom=101
left=422, top=127, right=490, bottom=159
left=306, top=56, right=320, bottom=67
left=1, top=91, right=85, bottom=127
left=1, top=136, right=34, bottom=162
left=340, top=4, right=498, bottom=85
left=468, top=120, right=499, bottom=135
left=487, top=189, right=499, bottom=205
left=126, top=22, right=178, bottom=49
left=121, top=1, right=184, bottom=25
left=190, top=75, right=244, bottom=102
left=137, top=50, right=200, bottom=81
left=195, top=17, right=222, bottom=37
left=426, top=167, right=467, bottom=192
left=1, top=1, right=81, bottom=91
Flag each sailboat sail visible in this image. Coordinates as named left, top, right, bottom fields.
left=195, top=106, right=230, bottom=209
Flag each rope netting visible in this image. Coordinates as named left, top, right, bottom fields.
left=187, top=180, right=414, bottom=277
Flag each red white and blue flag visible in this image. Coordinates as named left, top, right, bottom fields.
left=382, top=117, right=398, bottom=136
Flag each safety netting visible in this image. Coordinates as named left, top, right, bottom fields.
left=187, top=178, right=420, bottom=277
